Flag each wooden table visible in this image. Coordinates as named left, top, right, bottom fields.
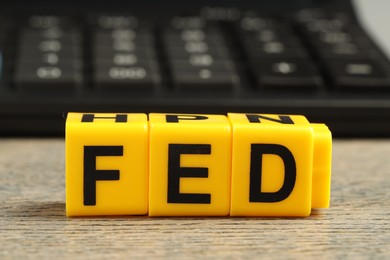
left=0, top=138, right=389, bottom=259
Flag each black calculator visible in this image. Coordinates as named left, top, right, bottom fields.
left=1, top=0, right=389, bottom=136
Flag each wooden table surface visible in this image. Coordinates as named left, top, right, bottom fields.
left=0, top=138, right=389, bottom=259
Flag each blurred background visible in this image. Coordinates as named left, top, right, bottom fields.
left=0, top=0, right=389, bottom=136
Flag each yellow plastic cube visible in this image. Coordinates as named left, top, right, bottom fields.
left=66, top=113, right=149, bottom=216
left=228, top=113, right=331, bottom=217
left=148, top=113, right=231, bottom=216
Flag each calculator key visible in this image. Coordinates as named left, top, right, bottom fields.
left=170, top=15, right=206, bottom=29
left=296, top=12, right=351, bottom=32
left=240, top=28, right=292, bottom=42
left=95, top=60, right=158, bottom=71
left=18, top=51, right=83, bottom=66
left=19, top=42, right=82, bottom=57
left=181, top=41, right=211, bottom=53
left=170, top=59, right=235, bottom=71
left=318, top=44, right=380, bottom=59
left=94, top=30, right=154, bottom=46
left=20, top=29, right=82, bottom=44
left=94, top=42, right=155, bottom=55
left=15, top=65, right=83, bottom=92
left=27, top=15, right=77, bottom=29
left=166, top=45, right=230, bottom=59
left=326, top=59, right=390, bottom=89
left=18, top=59, right=83, bottom=71
left=239, top=15, right=278, bottom=32
left=93, top=46, right=156, bottom=60
left=242, top=35, right=302, bottom=48
left=254, top=59, right=323, bottom=90
left=89, top=14, right=139, bottom=29
left=110, top=53, right=141, bottom=66
left=246, top=46, right=308, bottom=58
left=94, top=66, right=161, bottom=91
left=255, top=41, right=287, bottom=53
left=95, top=53, right=153, bottom=66
left=166, top=27, right=223, bottom=37
left=319, top=31, right=353, bottom=44
left=172, top=68, right=240, bottom=91
left=165, top=32, right=225, bottom=46
left=311, top=32, right=371, bottom=49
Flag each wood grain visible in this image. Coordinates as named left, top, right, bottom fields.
left=0, top=138, right=389, bottom=259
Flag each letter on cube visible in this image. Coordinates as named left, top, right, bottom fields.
left=66, top=113, right=149, bottom=216
left=148, top=114, right=232, bottom=216
left=228, top=113, right=331, bottom=217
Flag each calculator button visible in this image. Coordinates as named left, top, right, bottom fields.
left=20, top=29, right=82, bottom=45
left=172, top=68, right=240, bottom=91
left=93, top=47, right=156, bottom=60
left=165, top=32, right=225, bottom=46
left=318, top=43, right=379, bottom=59
left=170, top=58, right=235, bottom=71
left=166, top=46, right=230, bottom=59
left=19, top=46, right=82, bottom=60
left=326, top=59, right=390, bottom=90
left=94, top=30, right=154, bottom=47
left=254, top=59, right=323, bottom=90
left=95, top=53, right=152, bottom=66
left=15, top=65, right=83, bottom=92
left=27, top=15, right=77, bottom=29
left=94, top=66, right=161, bottom=91
left=246, top=46, right=308, bottom=58
left=88, top=14, right=139, bottom=29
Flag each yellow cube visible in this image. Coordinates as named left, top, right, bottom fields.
left=149, top=113, right=231, bottom=216
left=228, top=113, right=330, bottom=217
left=66, top=113, right=149, bottom=216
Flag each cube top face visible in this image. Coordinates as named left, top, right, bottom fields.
left=66, top=113, right=149, bottom=216
left=229, top=113, right=314, bottom=217
left=67, top=112, right=147, bottom=123
left=227, top=113, right=311, bottom=128
left=66, top=113, right=148, bottom=129
left=149, top=113, right=230, bottom=126
left=149, top=113, right=232, bottom=216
